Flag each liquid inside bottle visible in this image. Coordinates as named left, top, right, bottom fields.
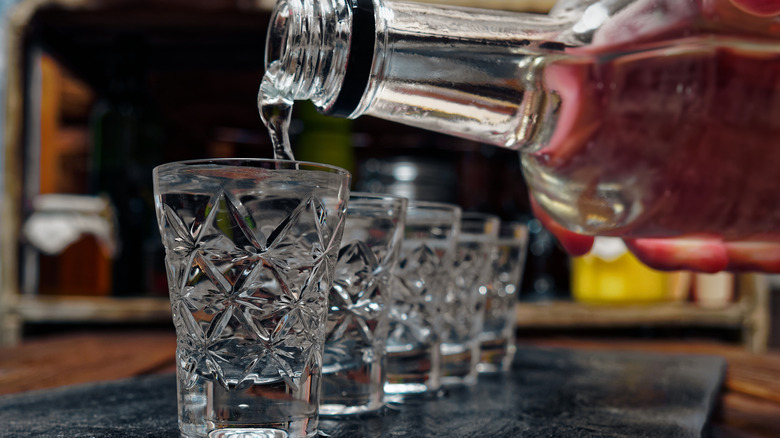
left=528, top=35, right=780, bottom=240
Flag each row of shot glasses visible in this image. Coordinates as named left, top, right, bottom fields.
left=323, top=195, right=529, bottom=415
left=154, top=159, right=529, bottom=436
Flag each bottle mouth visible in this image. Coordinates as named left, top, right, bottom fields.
left=263, top=0, right=376, bottom=116
left=264, top=0, right=301, bottom=98
left=264, top=0, right=293, bottom=70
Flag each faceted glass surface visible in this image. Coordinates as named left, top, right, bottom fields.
left=154, top=159, right=349, bottom=438
left=321, top=194, right=407, bottom=415
left=479, top=222, right=529, bottom=373
left=439, top=214, right=500, bottom=386
left=385, top=202, right=461, bottom=395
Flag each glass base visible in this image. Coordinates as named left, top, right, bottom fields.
left=440, top=342, right=478, bottom=387
left=383, top=381, right=429, bottom=395
left=476, top=362, right=506, bottom=374
left=478, top=337, right=516, bottom=374
left=319, top=401, right=384, bottom=417
left=203, top=428, right=295, bottom=438
left=181, top=426, right=319, bottom=438
left=209, top=429, right=288, bottom=438
left=439, top=373, right=477, bottom=387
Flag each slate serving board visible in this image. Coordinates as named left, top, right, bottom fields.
left=0, top=346, right=726, bottom=437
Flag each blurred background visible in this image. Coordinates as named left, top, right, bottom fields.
left=0, top=0, right=777, bottom=353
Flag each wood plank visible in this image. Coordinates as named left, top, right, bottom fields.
left=0, top=331, right=176, bottom=395
left=714, top=392, right=780, bottom=438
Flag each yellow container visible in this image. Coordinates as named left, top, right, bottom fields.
left=572, top=237, right=671, bottom=304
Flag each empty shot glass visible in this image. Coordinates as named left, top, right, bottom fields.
left=478, top=221, right=529, bottom=373
left=321, top=193, right=408, bottom=416
left=385, top=201, right=461, bottom=396
left=153, top=158, right=350, bottom=438
left=439, top=213, right=500, bottom=387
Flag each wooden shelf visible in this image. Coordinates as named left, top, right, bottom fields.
left=3, top=277, right=770, bottom=355
left=516, top=274, right=770, bottom=353
left=14, top=296, right=171, bottom=324
left=516, top=300, right=748, bottom=328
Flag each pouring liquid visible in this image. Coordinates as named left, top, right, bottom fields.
left=259, top=67, right=297, bottom=161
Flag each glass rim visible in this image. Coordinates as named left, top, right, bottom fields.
left=501, top=220, right=529, bottom=228
left=461, top=211, right=501, bottom=223
left=153, top=157, right=351, bottom=177
left=406, top=200, right=461, bottom=213
left=349, top=191, right=408, bottom=202
left=500, top=221, right=529, bottom=231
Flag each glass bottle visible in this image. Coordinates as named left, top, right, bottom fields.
left=90, top=35, right=165, bottom=295
left=261, top=0, right=780, bottom=244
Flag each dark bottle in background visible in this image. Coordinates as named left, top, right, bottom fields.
left=89, top=34, right=165, bottom=296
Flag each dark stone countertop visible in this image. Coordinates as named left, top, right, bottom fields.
left=0, top=346, right=725, bottom=437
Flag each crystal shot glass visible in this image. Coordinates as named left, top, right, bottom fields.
left=154, top=158, right=350, bottom=438
left=321, top=192, right=407, bottom=416
left=478, top=221, right=528, bottom=373
left=439, top=212, right=500, bottom=386
left=385, top=201, right=461, bottom=396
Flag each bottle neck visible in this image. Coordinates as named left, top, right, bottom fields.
left=264, top=0, right=375, bottom=116
left=358, top=1, right=571, bottom=149
left=264, top=0, right=574, bottom=149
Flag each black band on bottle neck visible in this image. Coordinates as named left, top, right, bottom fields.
left=325, top=0, right=376, bottom=117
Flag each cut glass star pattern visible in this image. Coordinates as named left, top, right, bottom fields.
left=160, top=190, right=337, bottom=392
left=324, top=239, right=389, bottom=367
left=441, top=242, right=493, bottom=343
left=387, top=243, right=445, bottom=348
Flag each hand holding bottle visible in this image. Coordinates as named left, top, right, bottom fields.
left=533, top=0, right=780, bottom=274
left=729, top=0, right=780, bottom=15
